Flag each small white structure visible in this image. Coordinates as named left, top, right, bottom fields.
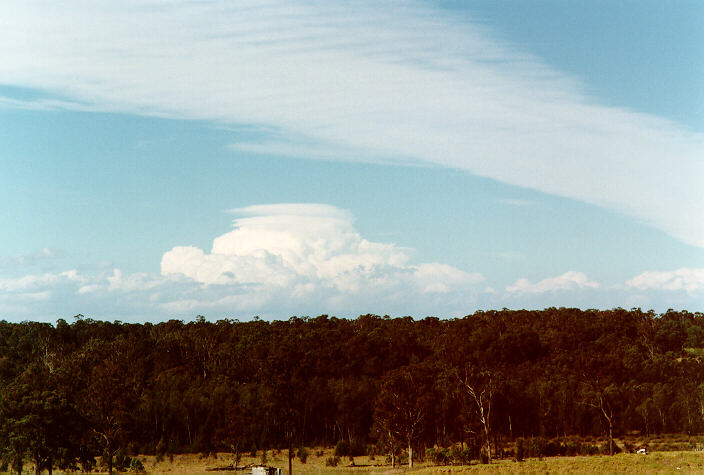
left=252, top=466, right=282, bottom=475
left=637, top=448, right=648, bottom=455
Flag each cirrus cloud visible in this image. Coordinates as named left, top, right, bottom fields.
left=0, top=1, right=702, bottom=247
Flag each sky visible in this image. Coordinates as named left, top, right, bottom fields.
left=1, top=0, right=703, bottom=322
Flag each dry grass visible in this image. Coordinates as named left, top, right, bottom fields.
left=121, top=449, right=704, bottom=474
left=8, top=448, right=701, bottom=474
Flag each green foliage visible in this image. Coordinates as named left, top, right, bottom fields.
left=325, top=455, right=340, bottom=467
left=0, top=308, right=701, bottom=465
left=426, top=446, right=450, bottom=465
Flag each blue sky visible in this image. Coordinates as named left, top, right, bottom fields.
left=1, top=0, right=702, bottom=322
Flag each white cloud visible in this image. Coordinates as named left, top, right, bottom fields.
left=626, top=268, right=704, bottom=294
left=506, top=271, right=600, bottom=294
left=0, top=204, right=486, bottom=320
left=161, top=203, right=484, bottom=303
left=0, top=269, right=84, bottom=293
left=0, top=1, right=702, bottom=246
left=0, top=247, right=67, bottom=268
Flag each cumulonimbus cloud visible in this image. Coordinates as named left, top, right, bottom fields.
left=160, top=204, right=484, bottom=298
left=1, top=1, right=702, bottom=246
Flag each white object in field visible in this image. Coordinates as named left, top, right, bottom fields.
left=252, top=466, right=281, bottom=475
left=637, top=448, right=647, bottom=455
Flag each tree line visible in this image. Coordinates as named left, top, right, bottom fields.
left=0, top=308, right=702, bottom=472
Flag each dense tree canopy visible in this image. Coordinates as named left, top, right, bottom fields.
left=0, top=308, right=702, bottom=471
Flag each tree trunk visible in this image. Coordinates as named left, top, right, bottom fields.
left=484, top=424, right=492, bottom=462
left=608, top=422, right=614, bottom=456
left=288, top=443, right=293, bottom=475
left=408, top=443, right=413, bottom=469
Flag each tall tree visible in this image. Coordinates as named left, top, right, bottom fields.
left=373, top=364, right=435, bottom=468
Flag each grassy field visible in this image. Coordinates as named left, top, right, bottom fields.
left=127, top=449, right=704, bottom=474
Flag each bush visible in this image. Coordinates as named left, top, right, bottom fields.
left=260, top=450, right=268, bottom=465
left=350, top=439, right=367, bottom=456
left=296, top=447, right=308, bottom=464
left=335, top=439, right=366, bottom=457
left=129, top=457, right=145, bottom=472
left=579, top=443, right=600, bottom=456
left=448, top=445, right=473, bottom=465
left=545, top=439, right=565, bottom=457
left=426, top=447, right=450, bottom=465
left=325, top=456, right=340, bottom=467
left=515, top=438, right=526, bottom=462
left=528, top=437, right=547, bottom=458
left=155, top=438, right=167, bottom=456
left=113, top=451, right=134, bottom=471
left=334, top=440, right=350, bottom=457
left=600, top=442, right=622, bottom=455
left=479, top=451, right=489, bottom=464
left=565, top=440, right=580, bottom=456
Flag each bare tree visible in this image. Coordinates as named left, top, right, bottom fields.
left=456, top=367, right=498, bottom=462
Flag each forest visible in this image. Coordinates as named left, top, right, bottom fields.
left=0, top=308, right=703, bottom=473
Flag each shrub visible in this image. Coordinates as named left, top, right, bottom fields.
left=426, top=447, right=450, bottom=465
left=479, top=451, right=489, bottom=464
left=350, top=439, right=367, bottom=456
left=260, top=450, right=268, bottom=465
left=545, top=439, right=565, bottom=457
left=600, top=442, right=622, bottom=455
left=565, top=440, right=580, bottom=456
left=528, top=437, right=547, bottom=458
left=297, top=447, right=309, bottom=464
left=334, top=439, right=366, bottom=457
left=113, top=451, right=133, bottom=471
left=334, top=440, right=350, bottom=457
left=130, top=457, right=145, bottom=472
left=515, top=438, right=526, bottom=462
left=155, top=438, right=167, bottom=456
left=315, top=449, right=324, bottom=457
left=448, top=445, right=473, bottom=465
left=325, top=456, right=340, bottom=467
left=579, top=443, right=600, bottom=456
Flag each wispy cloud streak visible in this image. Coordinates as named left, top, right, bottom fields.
left=1, top=1, right=702, bottom=245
